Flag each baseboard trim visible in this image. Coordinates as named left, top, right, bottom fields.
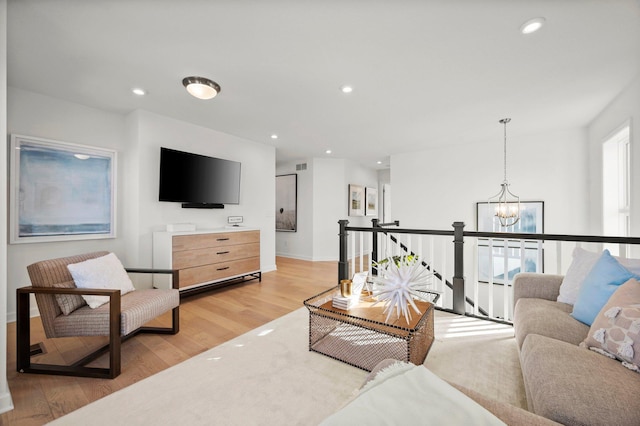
left=6, top=305, right=38, bottom=324
left=0, top=390, right=14, bottom=415
left=276, top=253, right=313, bottom=261
left=261, top=264, right=277, bottom=273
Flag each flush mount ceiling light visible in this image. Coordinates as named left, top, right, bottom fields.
left=271, top=134, right=278, bottom=139
left=325, top=149, right=332, bottom=154
left=520, top=17, right=546, bottom=34
left=340, top=85, right=353, bottom=94
left=488, top=118, right=520, bottom=227
left=132, top=88, right=146, bottom=96
left=182, top=76, right=221, bottom=100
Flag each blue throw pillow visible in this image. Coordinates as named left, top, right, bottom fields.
left=571, top=249, right=640, bottom=326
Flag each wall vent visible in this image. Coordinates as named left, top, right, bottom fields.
left=296, top=163, right=307, bottom=171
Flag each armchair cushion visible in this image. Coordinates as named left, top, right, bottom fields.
left=52, top=288, right=179, bottom=337
left=53, top=281, right=87, bottom=315
left=67, top=252, right=136, bottom=308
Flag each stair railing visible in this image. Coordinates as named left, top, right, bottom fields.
left=339, top=219, right=640, bottom=322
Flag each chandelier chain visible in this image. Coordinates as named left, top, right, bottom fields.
left=500, top=118, right=511, bottom=183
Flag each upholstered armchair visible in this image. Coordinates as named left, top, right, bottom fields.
left=17, top=251, right=180, bottom=379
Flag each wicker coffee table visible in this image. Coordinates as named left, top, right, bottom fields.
left=304, top=287, right=438, bottom=371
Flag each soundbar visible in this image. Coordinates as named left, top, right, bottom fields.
left=181, top=203, right=224, bottom=209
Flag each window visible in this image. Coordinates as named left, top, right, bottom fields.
left=602, top=122, right=630, bottom=255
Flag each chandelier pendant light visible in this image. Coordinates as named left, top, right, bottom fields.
left=488, top=118, right=520, bottom=227
left=182, top=76, right=221, bottom=100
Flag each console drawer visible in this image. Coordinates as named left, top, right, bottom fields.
left=172, top=242, right=260, bottom=269
left=173, top=230, right=259, bottom=252
left=178, top=257, right=260, bottom=288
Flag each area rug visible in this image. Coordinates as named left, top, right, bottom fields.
left=49, top=308, right=524, bottom=425
left=48, top=308, right=367, bottom=426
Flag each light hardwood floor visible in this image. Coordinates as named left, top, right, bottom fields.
left=1, top=257, right=338, bottom=426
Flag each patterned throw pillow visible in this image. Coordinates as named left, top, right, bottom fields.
left=582, top=278, right=640, bottom=372
left=53, top=281, right=87, bottom=315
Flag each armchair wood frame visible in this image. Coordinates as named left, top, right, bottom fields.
left=17, top=268, right=179, bottom=379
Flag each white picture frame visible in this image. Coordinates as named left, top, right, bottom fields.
left=365, top=187, right=378, bottom=216
left=348, top=184, right=365, bottom=216
left=10, top=134, right=117, bottom=244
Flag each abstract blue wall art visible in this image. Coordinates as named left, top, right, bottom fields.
left=10, top=135, right=117, bottom=243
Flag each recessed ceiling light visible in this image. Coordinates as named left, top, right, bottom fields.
left=326, top=149, right=332, bottom=154
left=132, top=88, right=146, bottom=96
left=74, top=154, right=90, bottom=160
left=340, top=85, right=353, bottom=94
left=271, top=134, right=278, bottom=139
left=520, top=17, right=546, bottom=34
left=377, top=161, right=382, bottom=165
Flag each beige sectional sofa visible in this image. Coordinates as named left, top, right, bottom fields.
left=513, top=272, right=640, bottom=425
left=325, top=264, right=640, bottom=425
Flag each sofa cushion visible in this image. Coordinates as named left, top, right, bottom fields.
left=557, top=247, right=601, bottom=305
left=571, top=250, right=640, bottom=326
left=448, top=383, right=561, bottom=426
left=321, top=363, right=506, bottom=425
left=520, top=333, right=640, bottom=426
left=558, top=247, right=640, bottom=305
left=582, top=278, right=640, bottom=371
left=514, top=298, right=588, bottom=348
left=364, top=359, right=560, bottom=425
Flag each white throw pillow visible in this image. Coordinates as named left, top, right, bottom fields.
left=558, top=247, right=640, bottom=305
left=67, top=253, right=136, bottom=309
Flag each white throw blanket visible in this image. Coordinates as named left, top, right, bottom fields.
left=321, top=363, right=506, bottom=425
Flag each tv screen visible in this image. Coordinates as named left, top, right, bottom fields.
left=159, top=147, right=241, bottom=206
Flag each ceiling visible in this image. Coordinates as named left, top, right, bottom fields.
left=7, top=0, right=640, bottom=169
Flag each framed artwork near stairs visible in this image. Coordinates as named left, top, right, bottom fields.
left=476, top=201, right=544, bottom=285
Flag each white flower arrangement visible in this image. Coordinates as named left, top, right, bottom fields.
left=372, top=255, right=434, bottom=323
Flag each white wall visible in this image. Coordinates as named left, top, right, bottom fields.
left=6, top=89, right=276, bottom=321
left=276, top=161, right=313, bottom=260
left=7, top=88, right=129, bottom=319
left=130, top=110, right=276, bottom=272
left=391, top=127, right=590, bottom=234
left=276, top=158, right=377, bottom=261
left=390, top=127, right=590, bottom=314
left=377, top=169, right=391, bottom=223
left=587, top=73, right=640, bottom=238
left=0, top=0, right=14, bottom=414
left=312, top=158, right=346, bottom=261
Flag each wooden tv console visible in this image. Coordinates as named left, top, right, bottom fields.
left=152, top=228, right=261, bottom=296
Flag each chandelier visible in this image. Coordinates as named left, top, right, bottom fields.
left=488, top=118, right=520, bottom=227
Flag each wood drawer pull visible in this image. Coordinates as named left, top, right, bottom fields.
left=217, top=251, right=230, bottom=255
left=217, top=238, right=230, bottom=241
left=217, top=266, right=230, bottom=271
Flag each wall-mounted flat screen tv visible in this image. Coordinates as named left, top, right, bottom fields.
left=159, top=147, right=241, bottom=208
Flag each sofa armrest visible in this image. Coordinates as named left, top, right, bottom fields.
left=513, top=273, right=563, bottom=306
